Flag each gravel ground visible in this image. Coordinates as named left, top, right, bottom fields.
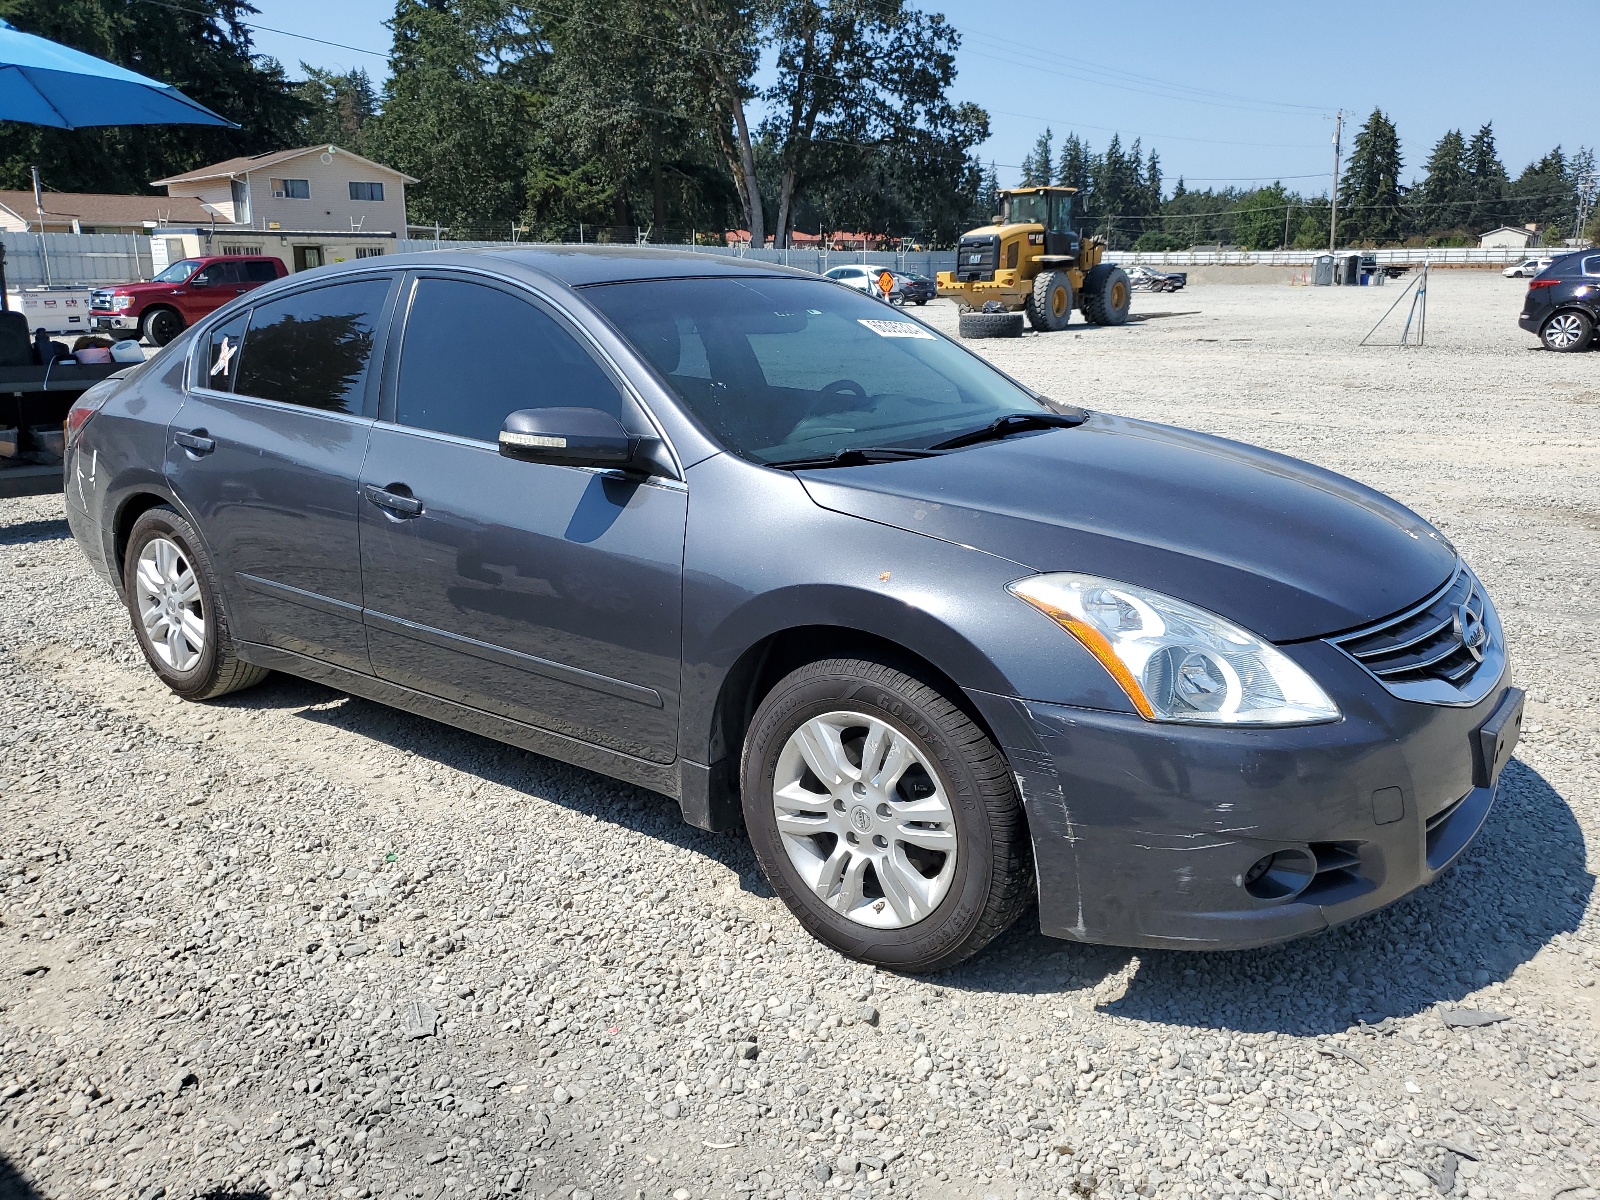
left=1, top=269, right=1596, bottom=1200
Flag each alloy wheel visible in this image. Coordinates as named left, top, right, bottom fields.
left=1545, top=314, right=1586, bottom=349
left=134, top=537, right=205, bottom=671
left=771, top=711, right=958, bottom=929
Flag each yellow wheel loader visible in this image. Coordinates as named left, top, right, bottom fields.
left=937, top=186, right=1131, bottom=338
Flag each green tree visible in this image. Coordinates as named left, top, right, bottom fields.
left=1231, top=184, right=1289, bottom=250
left=1339, top=108, right=1404, bottom=244
left=366, top=0, right=548, bottom=236
left=1055, top=132, right=1091, bottom=195
left=1412, top=129, right=1470, bottom=233
left=296, top=66, right=378, bottom=153
left=0, top=0, right=305, bottom=194
left=1019, top=128, right=1053, bottom=188
left=1508, top=146, right=1571, bottom=238
left=1464, top=122, right=1509, bottom=232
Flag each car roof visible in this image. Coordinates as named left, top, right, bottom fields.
left=368, top=244, right=816, bottom=288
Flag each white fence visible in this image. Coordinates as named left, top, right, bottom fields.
left=1105, top=246, right=1577, bottom=268
left=2, top=231, right=152, bottom=287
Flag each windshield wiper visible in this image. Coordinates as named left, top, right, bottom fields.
left=927, top=410, right=1087, bottom=451
left=766, top=446, right=946, bottom=470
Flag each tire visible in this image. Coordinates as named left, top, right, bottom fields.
left=1541, top=310, right=1593, bottom=352
left=957, top=310, right=1025, bottom=339
left=139, top=306, right=184, bottom=347
left=740, top=657, right=1033, bottom=972
left=123, top=506, right=269, bottom=701
left=1082, top=263, right=1132, bottom=326
left=914, top=299, right=928, bottom=306
left=1024, top=270, right=1074, bottom=331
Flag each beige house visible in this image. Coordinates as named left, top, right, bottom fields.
left=1479, top=224, right=1541, bottom=250
left=150, top=144, right=418, bottom=272
left=0, top=190, right=211, bottom=234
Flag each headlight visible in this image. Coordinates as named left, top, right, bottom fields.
left=1008, top=573, right=1340, bottom=726
left=112, top=295, right=132, bottom=310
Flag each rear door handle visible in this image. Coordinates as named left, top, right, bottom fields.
left=173, top=429, right=214, bottom=455
left=363, top=484, right=423, bottom=517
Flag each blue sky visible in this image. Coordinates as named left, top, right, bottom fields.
left=248, top=0, right=1591, bottom=196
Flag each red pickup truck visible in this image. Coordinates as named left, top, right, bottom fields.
left=91, top=255, right=288, bottom=346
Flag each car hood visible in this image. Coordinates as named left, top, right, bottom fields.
left=97, top=281, right=179, bottom=298
left=797, top=413, right=1457, bottom=642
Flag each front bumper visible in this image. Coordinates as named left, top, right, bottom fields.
left=90, top=313, right=137, bottom=332
left=969, top=641, right=1519, bottom=950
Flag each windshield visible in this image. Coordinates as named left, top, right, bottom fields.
left=152, top=259, right=201, bottom=284
left=1002, top=192, right=1049, bottom=225
left=584, top=276, right=1046, bottom=464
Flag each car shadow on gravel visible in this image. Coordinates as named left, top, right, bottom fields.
left=0, top=517, right=68, bottom=546
left=0, top=1151, right=41, bottom=1200
left=939, top=759, right=1591, bottom=1036
left=208, top=674, right=775, bottom=884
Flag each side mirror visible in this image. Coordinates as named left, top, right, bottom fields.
left=499, top=407, right=663, bottom=473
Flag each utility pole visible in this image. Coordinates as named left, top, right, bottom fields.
left=1328, top=110, right=1344, bottom=254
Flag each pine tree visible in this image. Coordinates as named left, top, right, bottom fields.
left=1020, top=128, right=1053, bottom=187
left=1508, top=147, right=1570, bottom=238
left=1339, top=108, right=1405, bottom=244
left=1413, top=129, right=1470, bottom=234
left=296, top=66, right=378, bottom=153
left=1055, top=133, right=1091, bottom=194
left=976, top=160, right=1001, bottom=222
left=1465, top=123, right=1509, bottom=232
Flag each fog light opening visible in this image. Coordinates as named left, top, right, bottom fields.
left=1242, top=848, right=1317, bottom=902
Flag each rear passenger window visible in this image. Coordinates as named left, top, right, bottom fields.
left=393, top=278, right=629, bottom=444
left=234, top=278, right=391, bottom=414
left=1584, top=256, right=1600, bottom=277
left=240, top=260, right=280, bottom=283
left=203, top=313, right=247, bottom=392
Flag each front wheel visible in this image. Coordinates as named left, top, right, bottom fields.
left=1542, top=310, right=1593, bottom=352
left=139, top=307, right=185, bottom=347
left=741, top=658, right=1033, bottom=972
left=1082, top=264, right=1132, bottom=326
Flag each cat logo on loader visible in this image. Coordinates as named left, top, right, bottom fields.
left=937, top=186, right=1132, bottom=339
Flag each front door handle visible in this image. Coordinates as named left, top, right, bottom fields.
left=363, top=483, right=423, bottom=517
left=173, top=429, right=215, bottom=455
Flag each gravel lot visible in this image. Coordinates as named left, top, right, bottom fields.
left=1, top=269, right=1596, bottom=1200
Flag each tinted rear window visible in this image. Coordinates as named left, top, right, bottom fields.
left=241, top=260, right=280, bottom=282
left=234, top=278, right=391, bottom=414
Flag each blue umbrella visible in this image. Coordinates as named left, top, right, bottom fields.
left=0, top=17, right=236, bottom=129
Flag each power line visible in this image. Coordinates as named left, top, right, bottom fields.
left=955, top=30, right=1338, bottom=118
left=129, top=0, right=391, bottom=58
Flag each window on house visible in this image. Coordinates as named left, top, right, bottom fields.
left=221, top=244, right=261, bottom=256
left=354, top=247, right=384, bottom=259
left=230, top=179, right=250, bottom=223
left=270, top=178, right=310, bottom=199
left=349, top=182, right=385, bottom=202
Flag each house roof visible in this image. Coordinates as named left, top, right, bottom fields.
left=151, top=145, right=419, bottom=187
left=0, top=189, right=212, bottom=228
left=1480, top=225, right=1534, bottom=238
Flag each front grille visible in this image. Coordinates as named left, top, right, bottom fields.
left=89, top=289, right=112, bottom=310
left=1329, top=565, right=1494, bottom=699
left=956, top=234, right=998, bottom=282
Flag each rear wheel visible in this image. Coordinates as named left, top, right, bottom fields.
left=139, top=306, right=184, bottom=347
left=1541, top=310, right=1592, bottom=352
left=741, top=658, right=1033, bottom=972
left=1082, top=264, right=1132, bottom=326
left=957, top=310, right=1025, bottom=339
left=123, top=506, right=269, bottom=700
left=1025, top=270, right=1074, bottom=331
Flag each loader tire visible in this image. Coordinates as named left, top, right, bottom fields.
left=958, top=311, right=1025, bottom=340
left=1025, top=270, right=1074, bottom=331
left=1082, top=264, right=1132, bottom=326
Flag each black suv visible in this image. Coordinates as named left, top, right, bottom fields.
left=1518, top=251, right=1600, bottom=351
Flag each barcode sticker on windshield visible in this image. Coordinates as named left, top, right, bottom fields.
left=858, top=319, right=935, bottom=340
